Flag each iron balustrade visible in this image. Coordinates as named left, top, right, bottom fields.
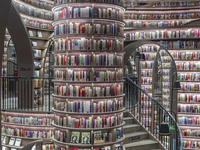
left=124, top=77, right=183, bottom=150
left=1, top=76, right=54, bottom=112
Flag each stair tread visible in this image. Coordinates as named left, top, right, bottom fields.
left=124, top=139, right=158, bottom=148
left=124, top=117, right=134, bottom=120
left=124, top=124, right=140, bottom=129
left=125, top=131, right=147, bottom=138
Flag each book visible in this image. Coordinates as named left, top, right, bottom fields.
left=15, top=138, right=22, bottom=146
left=70, top=131, right=80, bottom=143
left=94, top=131, right=103, bottom=144
left=37, top=31, right=43, bottom=38
left=28, top=30, right=34, bottom=37
left=81, top=132, right=90, bottom=144
left=32, top=41, right=38, bottom=47
left=9, top=137, right=15, bottom=146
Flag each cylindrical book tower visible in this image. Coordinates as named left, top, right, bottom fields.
left=52, top=0, right=125, bottom=149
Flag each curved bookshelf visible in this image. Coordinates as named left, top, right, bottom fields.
left=52, top=0, right=125, bottom=149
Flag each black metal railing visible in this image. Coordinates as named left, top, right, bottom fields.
left=1, top=76, right=54, bottom=112
left=124, top=77, right=183, bottom=150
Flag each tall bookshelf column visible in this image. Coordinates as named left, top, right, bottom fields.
left=52, top=0, right=125, bottom=150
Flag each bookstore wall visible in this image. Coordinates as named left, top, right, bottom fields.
left=124, top=0, right=200, bottom=149
left=2, top=0, right=200, bottom=150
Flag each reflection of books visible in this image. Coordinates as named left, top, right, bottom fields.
left=15, top=138, right=22, bottom=146
left=9, top=137, right=15, bottom=146
left=70, top=148, right=78, bottom=150
left=37, top=31, right=43, bottom=38
left=94, top=131, right=103, bottom=144
left=81, top=132, right=90, bottom=144
left=70, top=131, right=80, bottom=143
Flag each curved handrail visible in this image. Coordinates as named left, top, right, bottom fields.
left=125, top=76, right=183, bottom=150
left=22, top=140, right=43, bottom=150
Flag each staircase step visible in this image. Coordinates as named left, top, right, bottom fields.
left=123, top=111, right=129, bottom=117
left=124, top=117, right=134, bottom=125
left=124, top=131, right=148, bottom=144
left=124, top=139, right=159, bottom=150
left=123, top=124, right=141, bottom=134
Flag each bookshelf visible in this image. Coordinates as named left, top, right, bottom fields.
left=52, top=0, right=125, bottom=149
left=124, top=2, right=200, bottom=148
left=1, top=111, right=54, bottom=150
left=12, top=0, right=54, bottom=107
left=152, top=49, right=176, bottom=112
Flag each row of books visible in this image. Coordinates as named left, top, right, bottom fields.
left=178, top=116, right=200, bottom=125
left=171, top=51, right=200, bottom=60
left=142, top=86, right=152, bottom=93
left=140, top=62, right=154, bottom=69
left=54, top=7, right=124, bottom=21
left=54, top=54, right=123, bottom=66
left=163, top=70, right=170, bottom=76
left=22, top=17, right=53, bottom=30
left=55, top=0, right=124, bottom=6
left=176, top=62, right=200, bottom=70
left=54, top=99, right=123, bottom=113
left=42, top=144, right=54, bottom=150
left=1, top=126, right=54, bottom=139
left=180, top=83, right=200, bottom=92
left=182, top=129, right=200, bottom=137
left=178, top=104, right=200, bottom=113
left=54, top=130, right=67, bottom=142
left=183, top=140, right=200, bottom=149
left=2, top=115, right=53, bottom=126
left=125, top=20, right=185, bottom=28
left=178, top=73, right=200, bottom=81
left=33, top=49, right=42, bottom=57
left=125, top=1, right=200, bottom=7
left=21, top=0, right=54, bottom=10
left=144, top=53, right=156, bottom=60
left=2, top=136, right=22, bottom=147
left=163, top=76, right=170, bottom=82
left=141, top=70, right=152, bottom=77
left=54, top=69, right=123, bottom=81
left=124, top=12, right=200, bottom=20
left=136, top=45, right=159, bottom=52
left=178, top=94, right=200, bottom=102
left=141, top=77, right=152, bottom=84
left=54, top=84, right=123, bottom=97
left=67, top=114, right=123, bottom=128
left=13, top=1, right=53, bottom=20
left=160, top=40, right=200, bottom=50
left=126, top=29, right=200, bottom=40
left=54, top=38, right=123, bottom=51
left=54, top=23, right=123, bottom=36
